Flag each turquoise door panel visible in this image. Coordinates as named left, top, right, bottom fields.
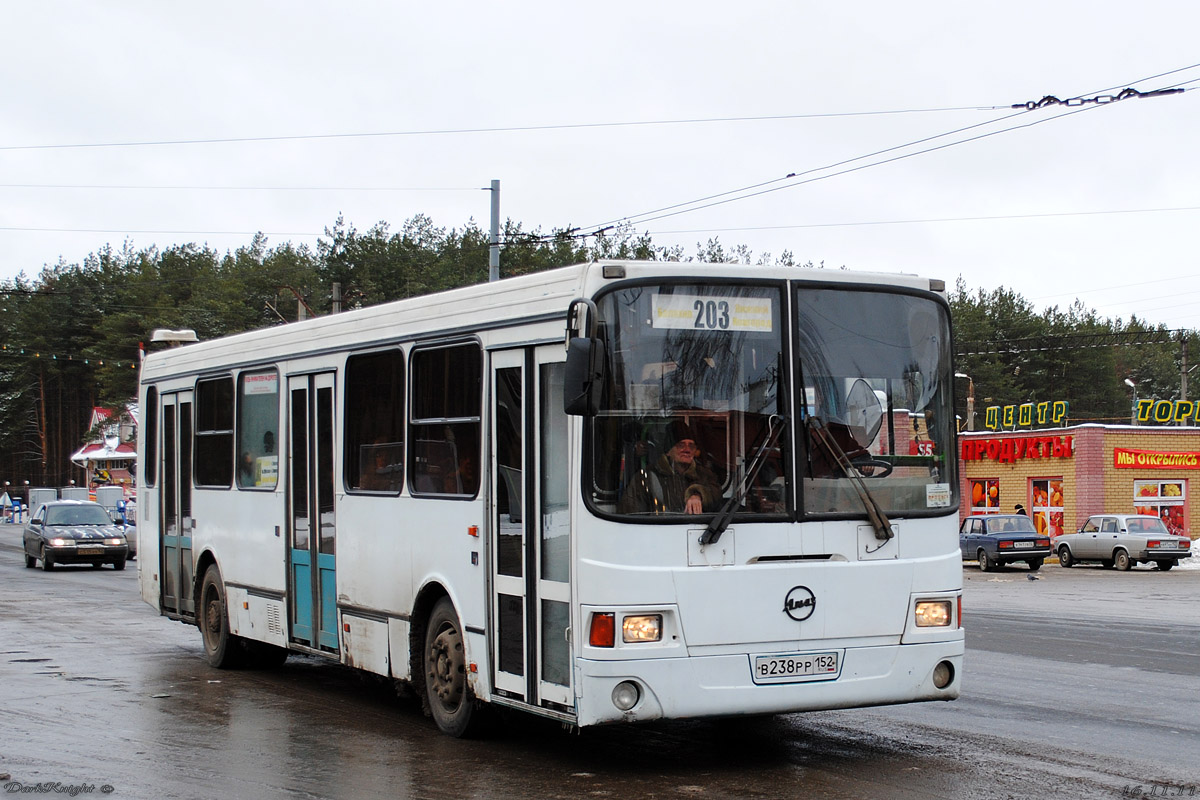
left=318, top=552, right=337, bottom=649
left=291, top=547, right=313, bottom=643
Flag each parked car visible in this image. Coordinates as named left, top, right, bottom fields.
left=1054, top=514, right=1193, bottom=571
left=110, top=500, right=137, bottom=559
left=959, top=514, right=1051, bottom=572
left=22, top=500, right=130, bottom=571
left=118, top=512, right=137, bottom=559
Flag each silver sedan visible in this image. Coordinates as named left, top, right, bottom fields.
left=1052, top=514, right=1192, bottom=571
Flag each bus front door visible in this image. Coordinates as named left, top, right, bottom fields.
left=159, top=390, right=194, bottom=618
left=490, top=346, right=572, bottom=711
left=287, top=373, right=338, bottom=651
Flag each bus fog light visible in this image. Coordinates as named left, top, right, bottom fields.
left=622, top=614, right=662, bottom=643
left=932, top=660, right=954, bottom=689
left=915, top=600, right=952, bottom=627
left=612, top=681, right=641, bottom=711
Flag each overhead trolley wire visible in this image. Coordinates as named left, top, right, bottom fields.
left=0, top=105, right=1009, bottom=153
left=566, top=62, right=1200, bottom=241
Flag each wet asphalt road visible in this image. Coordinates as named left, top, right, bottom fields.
left=1, top=524, right=1197, bottom=800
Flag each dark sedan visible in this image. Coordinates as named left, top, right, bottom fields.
left=960, top=514, right=1051, bottom=572
left=23, top=500, right=130, bottom=571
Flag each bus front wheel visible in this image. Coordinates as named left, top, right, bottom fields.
left=423, top=597, right=480, bottom=737
left=200, top=565, right=244, bottom=669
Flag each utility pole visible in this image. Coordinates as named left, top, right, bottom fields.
left=1181, top=335, right=1188, bottom=403
left=332, top=282, right=342, bottom=314
left=1181, top=334, right=1189, bottom=426
left=488, top=179, right=500, bottom=282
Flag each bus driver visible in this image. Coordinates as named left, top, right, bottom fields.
left=618, top=420, right=722, bottom=515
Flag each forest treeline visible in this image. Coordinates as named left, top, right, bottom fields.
left=0, top=213, right=1194, bottom=486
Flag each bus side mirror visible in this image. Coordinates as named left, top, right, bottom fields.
left=564, top=337, right=606, bottom=416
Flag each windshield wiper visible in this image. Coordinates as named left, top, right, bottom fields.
left=698, top=415, right=787, bottom=546
left=806, top=416, right=894, bottom=542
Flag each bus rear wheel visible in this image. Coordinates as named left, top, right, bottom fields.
left=423, top=597, right=480, bottom=738
left=200, top=565, right=244, bottom=669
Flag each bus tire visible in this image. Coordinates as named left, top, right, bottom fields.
left=423, top=597, right=480, bottom=738
left=199, top=564, right=244, bottom=669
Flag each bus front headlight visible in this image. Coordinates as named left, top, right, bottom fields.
left=622, top=614, right=663, bottom=643
left=914, top=600, right=952, bottom=627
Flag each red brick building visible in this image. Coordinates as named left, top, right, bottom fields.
left=958, top=424, right=1199, bottom=539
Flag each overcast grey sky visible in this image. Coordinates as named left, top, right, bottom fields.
left=3, top=2, right=1198, bottom=328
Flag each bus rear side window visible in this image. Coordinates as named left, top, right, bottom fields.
left=195, top=377, right=234, bottom=487
left=345, top=350, right=405, bottom=493
left=409, top=344, right=481, bottom=497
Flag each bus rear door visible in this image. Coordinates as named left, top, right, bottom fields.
left=159, top=390, right=194, bottom=618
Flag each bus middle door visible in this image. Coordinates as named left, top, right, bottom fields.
left=489, top=346, right=572, bottom=712
left=287, top=372, right=338, bottom=652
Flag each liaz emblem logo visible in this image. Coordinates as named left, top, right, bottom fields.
left=782, top=586, right=816, bottom=621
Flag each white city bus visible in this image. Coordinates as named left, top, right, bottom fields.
left=137, top=260, right=962, bottom=736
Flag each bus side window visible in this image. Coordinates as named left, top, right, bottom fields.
left=195, top=376, right=234, bottom=488
left=237, top=370, right=279, bottom=489
left=409, top=343, right=481, bottom=497
left=345, top=349, right=406, bottom=493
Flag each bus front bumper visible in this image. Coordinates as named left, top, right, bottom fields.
left=574, top=639, right=963, bottom=727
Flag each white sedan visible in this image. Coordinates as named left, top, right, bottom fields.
left=1053, top=514, right=1192, bottom=571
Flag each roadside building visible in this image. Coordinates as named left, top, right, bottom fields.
left=69, top=405, right=138, bottom=495
left=959, top=421, right=1199, bottom=539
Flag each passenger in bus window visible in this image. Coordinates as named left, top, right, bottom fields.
left=617, top=421, right=721, bottom=515
left=239, top=451, right=257, bottom=483
left=360, top=442, right=402, bottom=491
left=443, top=455, right=477, bottom=494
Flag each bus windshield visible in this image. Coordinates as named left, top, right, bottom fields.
left=587, top=281, right=956, bottom=521
left=588, top=284, right=785, bottom=518
left=796, top=287, right=955, bottom=518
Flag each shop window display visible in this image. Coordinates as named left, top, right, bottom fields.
left=1134, top=480, right=1187, bottom=536
left=969, top=478, right=1000, bottom=515
left=1030, top=477, right=1064, bottom=536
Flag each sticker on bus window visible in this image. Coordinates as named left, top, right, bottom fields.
left=925, top=483, right=951, bottom=508
left=651, top=295, right=773, bottom=332
left=243, top=373, right=278, bottom=395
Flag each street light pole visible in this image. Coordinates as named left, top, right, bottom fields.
left=1124, top=378, right=1137, bottom=425
left=488, top=179, right=500, bottom=283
